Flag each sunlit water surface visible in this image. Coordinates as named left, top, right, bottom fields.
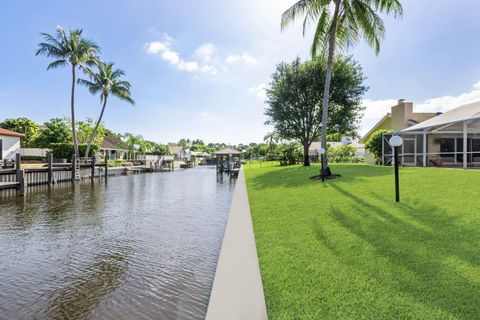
left=0, top=167, right=235, bottom=320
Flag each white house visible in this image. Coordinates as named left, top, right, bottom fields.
left=0, top=128, right=24, bottom=161
left=168, top=146, right=191, bottom=160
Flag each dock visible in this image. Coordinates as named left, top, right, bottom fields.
left=0, top=182, right=19, bottom=189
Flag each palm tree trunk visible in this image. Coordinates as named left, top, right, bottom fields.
left=85, top=95, right=108, bottom=158
left=71, top=64, right=79, bottom=158
left=320, top=0, right=340, bottom=171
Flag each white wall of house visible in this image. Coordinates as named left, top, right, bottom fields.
left=0, top=135, right=21, bottom=160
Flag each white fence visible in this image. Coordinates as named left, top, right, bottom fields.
left=20, top=148, right=51, bottom=157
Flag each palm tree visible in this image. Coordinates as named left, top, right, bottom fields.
left=78, top=62, right=135, bottom=158
left=281, top=0, right=403, bottom=171
left=36, top=26, right=100, bottom=158
left=263, top=132, right=280, bottom=153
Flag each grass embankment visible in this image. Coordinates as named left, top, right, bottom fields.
left=245, top=163, right=480, bottom=319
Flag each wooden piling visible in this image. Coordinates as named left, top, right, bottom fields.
left=47, top=153, right=53, bottom=185
left=91, top=156, right=96, bottom=181
left=16, top=169, right=25, bottom=196
left=71, top=154, right=76, bottom=182
left=15, top=153, right=21, bottom=171
left=104, top=155, right=108, bottom=181
left=15, top=154, right=25, bottom=196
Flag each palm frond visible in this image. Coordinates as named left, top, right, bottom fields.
left=47, top=59, right=68, bottom=70
left=281, top=0, right=315, bottom=31
left=310, top=8, right=331, bottom=57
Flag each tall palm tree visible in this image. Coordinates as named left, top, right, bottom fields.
left=281, top=0, right=403, bottom=171
left=36, top=26, right=100, bottom=158
left=78, top=62, right=135, bottom=158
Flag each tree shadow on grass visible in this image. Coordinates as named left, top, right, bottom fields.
left=312, top=182, right=480, bottom=318
left=247, top=164, right=394, bottom=190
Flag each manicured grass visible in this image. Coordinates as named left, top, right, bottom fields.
left=245, top=163, right=480, bottom=320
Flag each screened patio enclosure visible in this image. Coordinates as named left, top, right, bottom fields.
left=382, top=102, right=480, bottom=168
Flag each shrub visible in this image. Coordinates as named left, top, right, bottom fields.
left=365, top=129, right=392, bottom=164
left=21, top=156, right=45, bottom=162
left=327, top=145, right=357, bottom=163
left=50, top=143, right=99, bottom=159
left=107, top=159, right=127, bottom=167
left=280, top=142, right=302, bottom=166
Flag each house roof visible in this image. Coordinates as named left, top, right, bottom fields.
left=168, top=146, right=184, bottom=154
left=101, top=136, right=128, bottom=150
left=359, top=113, right=391, bottom=143
left=0, top=128, right=25, bottom=137
left=213, top=147, right=242, bottom=155
left=401, top=101, right=480, bottom=132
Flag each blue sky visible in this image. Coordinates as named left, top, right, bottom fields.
left=1, top=0, right=480, bottom=143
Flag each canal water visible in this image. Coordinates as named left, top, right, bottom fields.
left=0, top=167, right=236, bottom=320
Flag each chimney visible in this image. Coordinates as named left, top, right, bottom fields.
left=391, top=99, right=413, bottom=131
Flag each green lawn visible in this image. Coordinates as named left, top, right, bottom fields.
left=245, top=163, right=480, bottom=320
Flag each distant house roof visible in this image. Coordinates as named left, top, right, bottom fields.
left=168, top=146, right=184, bottom=154
left=213, top=147, right=242, bottom=155
left=0, top=128, right=24, bottom=138
left=101, top=136, right=128, bottom=150
left=401, top=101, right=480, bottom=132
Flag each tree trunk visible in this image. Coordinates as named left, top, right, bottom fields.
left=303, top=142, right=310, bottom=166
left=85, top=95, right=108, bottom=158
left=320, top=0, right=340, bottom=171
left=71, top=65, right=79, bottom=158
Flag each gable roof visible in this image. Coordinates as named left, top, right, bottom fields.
left=168, top=146, right=184, bottom=154
left=101, top=136, right=128, bottom=150
left=359, top=113, right=392, bottom=143
left=0, top=128, right=24, bottom=138
left=401, top=101, right=480, bottom=132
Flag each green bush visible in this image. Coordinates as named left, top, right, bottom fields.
left=327, top=145, right=360, bottom=163
left=50, top=143, right=99, bottom=159
left=365, top=129, right=392, bottom=164
left=21, top=156, right=45, bottom=162
left=280, top=142, right=302, bottom=166
left=107, top=159, right=127, bottom=167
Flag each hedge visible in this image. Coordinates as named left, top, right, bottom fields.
left=49, top=143, right=99, bottom=159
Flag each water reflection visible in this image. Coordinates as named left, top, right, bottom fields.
left=46, top=245, right=130, bottom=320
left=0, top=167, right=235, bottom=320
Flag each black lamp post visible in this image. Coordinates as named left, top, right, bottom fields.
left=389, top=135, right=403, bottom=202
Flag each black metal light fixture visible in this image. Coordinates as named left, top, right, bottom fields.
left=389, top=135, right=403, bottom=202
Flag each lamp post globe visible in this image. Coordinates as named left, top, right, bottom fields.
left=389, top=135, right=403, bottom=147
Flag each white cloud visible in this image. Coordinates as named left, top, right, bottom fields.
left=195, top=43, right=216, bottom=61
left=146, top=39, right=216, bottom=74
left=226, top=52, right=257, bottom=65
left=360, top=80, right=480, bottom=136
left=249, top=83, right=267, bottom=100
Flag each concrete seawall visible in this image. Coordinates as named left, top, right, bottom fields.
left=206, top=168, right=268, bottom=320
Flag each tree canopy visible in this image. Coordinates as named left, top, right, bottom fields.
left=34, top=117, right=72, bottom=148
left=0, top=118, right=40, bottom=147
left=265, top=56, right=367, bottom=165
